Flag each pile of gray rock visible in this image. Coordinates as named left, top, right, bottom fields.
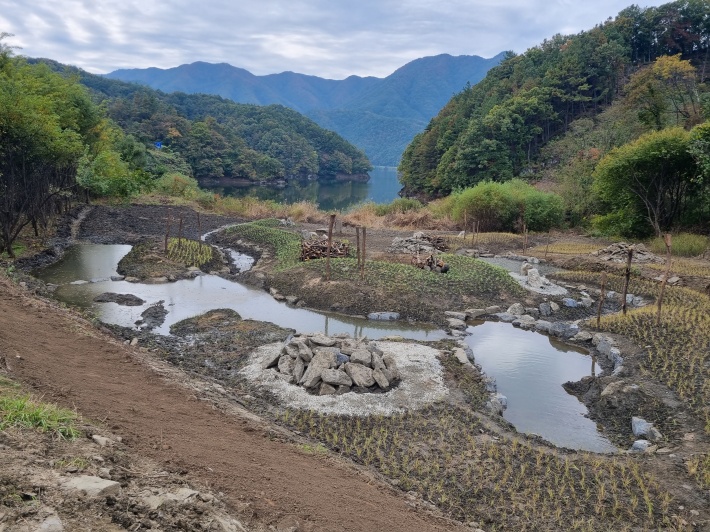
left=590, top=242, right=663, bottom=263
left=262, top=333, right=400, bottom=396
left=387, top=231, right=444, bottom=254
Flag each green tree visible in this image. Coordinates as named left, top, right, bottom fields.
left=593, top=127, right=701, bottom=236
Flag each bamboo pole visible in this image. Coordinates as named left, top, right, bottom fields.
left=326, top=213, right=335, bottom=281
left=621, top=247, right=634, bottom=315
left=656, top=233, right=672, bottom=326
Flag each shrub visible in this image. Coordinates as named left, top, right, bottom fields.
left=450, top=180, right=564, bottom=232
left=373, top=198, right=423, bottom=216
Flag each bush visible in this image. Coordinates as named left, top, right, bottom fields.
left=153, top=173, right=201, bottom=198
left=449, top=180, right=564, bottom=232
left=373, top=198, right=423, bottom=216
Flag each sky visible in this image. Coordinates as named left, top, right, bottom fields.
left=1, top=1, right=670, bottom=79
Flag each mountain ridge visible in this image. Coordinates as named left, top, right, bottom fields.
left=106, top=53, right=505, bottom=165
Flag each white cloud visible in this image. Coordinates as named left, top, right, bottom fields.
left=0, top=0, right=670, bottom=78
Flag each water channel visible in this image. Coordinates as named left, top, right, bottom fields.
left=35, top=243, right=615, bottom=453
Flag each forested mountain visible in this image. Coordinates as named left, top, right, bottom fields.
left=36, top=60, right=371, bottom=183
left=399, top=0, right=710, bottom=198
left=107, top=53, right=505, bottom=165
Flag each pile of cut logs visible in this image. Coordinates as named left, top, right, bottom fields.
left=300, top=238, right=350, bottom=261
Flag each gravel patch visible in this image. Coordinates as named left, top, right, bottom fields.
left=241, top=341, right=448, bottom=415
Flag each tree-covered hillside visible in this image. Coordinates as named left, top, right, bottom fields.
left=73, top=66, right=371, bottom=182
left=107, top=54, right=504, bottom=166
left=399, top=0, right=710, bottom=197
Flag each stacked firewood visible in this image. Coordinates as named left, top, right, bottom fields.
left=300, top=239, right=350, bottom=261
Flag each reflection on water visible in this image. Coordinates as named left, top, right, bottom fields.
left=35, top=244, right=446, bottom=340
left=465, top=321, right=616, bottom=453
left=201, top=166, right=402, bottom=211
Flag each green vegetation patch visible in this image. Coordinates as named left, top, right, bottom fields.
left=225, top=221, right=302, bottom=270
left=647, top=233, right=709, bottom=258
left=299, top=254, right=526, bottom=300
left=279, top=404, right=675, bottom=530
left=166, top=237, right=215, bottom=267
left=0, top=381, right=80, bottom=439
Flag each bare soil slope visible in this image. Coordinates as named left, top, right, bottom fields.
left=0, top=276, right=465, bottom=532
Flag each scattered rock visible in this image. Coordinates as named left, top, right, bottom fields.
left=367, top=311, right=400, bottom=321
left=60, top=476, right=120, bottom=497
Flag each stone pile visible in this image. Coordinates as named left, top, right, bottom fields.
left=387, top=232, right=447, bottom=254
left=262, top=333, right=400, bottom=395
left=590, top=242, right=663, bottom=263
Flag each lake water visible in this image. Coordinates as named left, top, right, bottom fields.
left=201, top=166, right=402, bottom=211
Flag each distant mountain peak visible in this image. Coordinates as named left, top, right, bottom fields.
left=107, top=53, right=504, bottom=165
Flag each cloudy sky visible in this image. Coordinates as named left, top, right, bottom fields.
left=1, top=1, right=669, bottom=79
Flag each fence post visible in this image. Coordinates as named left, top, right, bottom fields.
left=360, top=227, right=366, bottom=280
left=597, top=272, right=607, bottom=328
left=326, top=213, right=335, bottom=281
left=656, top=233, right=672, bottom=326
left=356, top=227, right=361, bottom=270
left=621, top=247, right=634, bottom=315
left=164, top=213, right=172, bottom=253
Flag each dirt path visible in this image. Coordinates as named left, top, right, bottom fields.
left=0, top=277, right=465, bottom=532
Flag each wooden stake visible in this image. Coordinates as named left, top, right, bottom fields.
left=544, top=231, right=551, bottom=260
left=178, top=215, right=184, bottom=250
left=621, top=247, right=634, bottom=315
left=197, top=212, right=202, bottom=248
left=522, top=223, right=528, bottom=254
left=326, top=213, right=335, bottom=281
left=596, top=272, right=607, bottom=328
left=463, top=213, right=467, bottom=241
left=164, top=213, right=172, bottom=253
left=656, top=233, right=672, bottom=326
left=356, top=227, right=361, bottom=270
left=360, top=227, right=366, bottom=280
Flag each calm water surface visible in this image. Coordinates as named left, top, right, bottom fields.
left=201, top=166, right=401, bottom=211
left=465, top=321, right=616, bottom=453
left=36, top=244, right=445, bottom=340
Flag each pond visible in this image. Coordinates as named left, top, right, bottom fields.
left=200, top=166, right=402, bottom=211
left=35, top=244, right=445, bottom=340
left=35, top=243, right=616, bottom=453
left=465, top=321, right=616, bottom=453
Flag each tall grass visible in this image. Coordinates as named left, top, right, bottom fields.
left=0, top=384, right=80, bottom=439
left=647, top=233, right=709, bottom=257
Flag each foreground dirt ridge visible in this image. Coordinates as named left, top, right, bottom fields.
left=0, top=274, right=467, bottom=531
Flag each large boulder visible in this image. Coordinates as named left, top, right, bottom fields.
left=299, top=349, right=336, bottom=388
left=350, top=349, right=372, bottom=368
left=344, top=363, right=376, bottom=388
left=321, top=369, right=353, bottom=387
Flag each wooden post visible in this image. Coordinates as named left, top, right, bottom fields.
left=164, top=213, right=172, bottom=253
left=463, top=213, right=467, bottom=241
left=179, top=216, right=185, bottom=250
left=656, top=233, right=672, bottom=326
left=544, top=231, right=551, bottom=260
left=621, top=247, right=634, bottom=315
left=596, top=272, right=607, bottom=328
left=522, top=223, right=528, bottom=254
left=197, top=212, right=202, bottom=249
left=326, top=213, right=335, bottom=281
left=356, top=227, right=361, bottom=270
left=360, top=227, right=366, bottom=280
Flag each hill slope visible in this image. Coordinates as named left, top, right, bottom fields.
left=107, top=53, right=505, bottom=165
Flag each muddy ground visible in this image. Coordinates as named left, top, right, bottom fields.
left=2, top=203, right=710, bottom=531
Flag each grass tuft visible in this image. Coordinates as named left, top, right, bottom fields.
left=0, top=391, right=81, bottom=440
